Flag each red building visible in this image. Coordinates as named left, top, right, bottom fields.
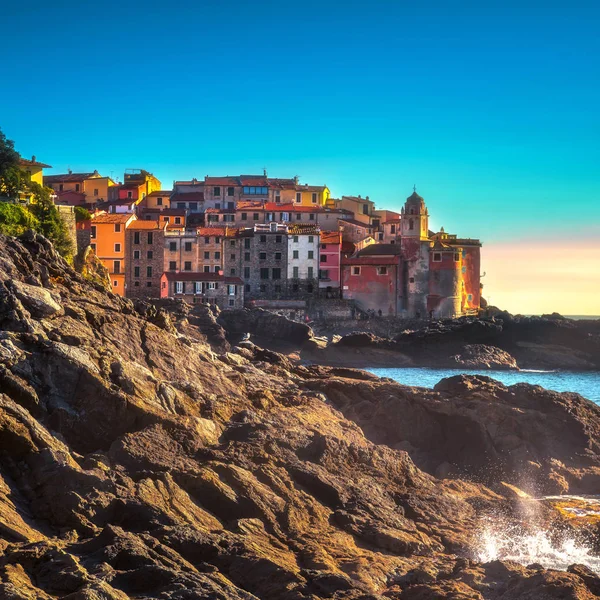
left=319, top=230, right=342, bottom=296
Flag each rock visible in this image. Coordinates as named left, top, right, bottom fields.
left=10, top=281, right=63, bottom=318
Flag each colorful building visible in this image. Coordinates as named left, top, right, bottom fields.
left=19, top=156, right=51, bottom=187
left=287, top=225, right=320, bottom=297
left=45, top=170, right=116, bottom=206
left=90, top=213, right=137, bottom=295
left=334, top=195, right=375, bottom=224
left=319, top=230, right=342, bottom=296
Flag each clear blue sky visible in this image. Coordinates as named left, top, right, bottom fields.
left=2, top=1, right=599, bottom=311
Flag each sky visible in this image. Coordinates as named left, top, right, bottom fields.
left=1, top=0, right=599, bottom=315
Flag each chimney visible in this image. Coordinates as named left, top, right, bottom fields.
left=68, top=168, right=73, bottom=175
left=366, top=196, right=369, bottom=201
left=294, top=176, right=299, bottom=185
left=358, top=195, right=361, bottom=198
left=32, top=155, right=36, bottom=163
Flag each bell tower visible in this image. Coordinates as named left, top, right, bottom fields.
left=401, top=186, right=429, bottom=240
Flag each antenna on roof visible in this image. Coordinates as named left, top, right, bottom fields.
left=263, top=167, right=267, bottom=177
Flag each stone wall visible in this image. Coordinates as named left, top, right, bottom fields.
left=56, top=205, right=77, bottom=253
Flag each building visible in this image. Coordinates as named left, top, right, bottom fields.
left=125, top=220, right=167, bottom=299
left=140, top=208, right=187, bottom=230
left=90, top=213, right=136, bottom=295
left=292, top=183, right=330, bottom=207
left=160, top=272, right=244, bottom=309
left=381, top=217, right=402, bottom=244
left=45, top=170, right=116, bottom=206
left=334, top=195, right=375, bottom=224
left=338, top=218, right=374, bottom=244
left=318, top=230, right=342, bottom=296
left=140, top=190, right=172, bottom=211
left=164, top=229, right=202, bottom=275
left=19, top=156, right=51, bottom=188
left=287, top=225, right=320, bottom=297
left=341, top=244, right=403, bottom=316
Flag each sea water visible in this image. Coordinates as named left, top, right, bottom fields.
left=367, top=368, right=600, bottom=404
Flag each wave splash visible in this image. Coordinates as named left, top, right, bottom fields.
left=475, top=518, right=600, bottom=573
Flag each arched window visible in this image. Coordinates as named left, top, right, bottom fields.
left=409, top=219, right=414, bottom=230
left=410, top=207, right=416, bottom=215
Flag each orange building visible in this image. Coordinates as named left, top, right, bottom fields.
left=90, top=213, right=137, bottom=295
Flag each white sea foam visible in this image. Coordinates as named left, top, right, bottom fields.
left=475, top=517, right=600, bottom=572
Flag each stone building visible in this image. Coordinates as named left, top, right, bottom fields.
left=287, top=225, right=320, bottom=297
left=163, top=229, right=201, bottom=275
left=160, top=272, right=244, bottom=309
left=223, top=223, right=288, bottom=301
left=125, top=220, right=167, bottom=299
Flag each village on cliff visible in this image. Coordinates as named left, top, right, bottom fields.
left=15, top=158, right=482, bottom=320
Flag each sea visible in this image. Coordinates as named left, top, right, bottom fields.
left=367, top=368, right=600, bottom=404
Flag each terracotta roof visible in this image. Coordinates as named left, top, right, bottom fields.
left=197, top=227, right=227, bottom=237
left=320, top=231, right=341, bottom=245
left=357, top=244, right=402, bottom=256
left=288, top=224, right=320, bottom=235
left=205, top=208, right=235, bottom=214
left=108, top=198, right=138, bottom=206
left=45, top=172, right=96, bottom=183
left=143, top=208, right=187, bottom=216
left=342, top=256, right=399, bottom=266
left=166, top=223, right=187, bottom=230
left=341, top=195, right=372, bottom=202
left=92, top=214, right=135, bottom=224
left=162, top=272, right=243, bottom=284
left=236, top=200, right=264, bottom=210
left=20, top=158, right=52, bottom=168
left=55, top=190, right=86, bottom=199
left=240, top=175, right=268, bottom=186
left=171, top=191, right=204, bottom=202
left=268, top=178, right=296, bottom=189
left=146, top=190, right=172, bottom=197
left=383, top=218, right=402, bottom=224
left=338, top=218, right=373, bottom=228
left=205, top=176, right=240, bottom=185
left=127, top=220, right=165, bottom=230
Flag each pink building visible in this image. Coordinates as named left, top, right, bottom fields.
left=319, top=230, right=342, bottom=297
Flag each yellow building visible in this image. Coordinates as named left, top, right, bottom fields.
left=90, top=213, right=137, bottom=295
left=19, top=156, right=51, bottom=187
left=334, top=195, right=375, bottom=224
left=291, top=183, right=330, bottom=207
left=45, top=170, right=117, bottom=204
left=141, top=190, right=172, bottom=210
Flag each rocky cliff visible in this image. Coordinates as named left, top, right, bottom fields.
left=1, top=231, right=600, bottom=599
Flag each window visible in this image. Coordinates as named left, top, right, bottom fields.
left=259, top=252, right=267, bottom=260
left=230, top=253, right=235, bottom=260
left=227, top=202, right=234, bottom=210
left=352, top=266, right=361, bottom=276
left=230, top=240, right=235, bottom=247
left=362, top=204, right=369, bottom=215
left=244, top=267, right=250, bottom=278
left=391, top=225, right=396, bottom=234
left=133, top=250, right=140, bottom=259
left=189, top=202, right=197, bottom=210
left=409, top=277, right=415, bottom=283
left=378, top=233, right=384, bottom=241
left=113, top=261, right=121, bottom=274
left=93, top=188, right=99, bottom=197
left=293, top=235, right=299, bottom=243
left=227, top=186, right=235, bottom=196
left=319, top=269, right=329, bottom=280
left=244, top=238, right=251, bottom=249
left=169, top=261, right=176, bottom=270
left=176, top=281, right=184, bottom=294
left=113, top=280, right=118, bottom=287
left=146, top=266, right=152, bottom=277
left=253, top=213, right=259, bottom=221
left=75, top=183, right=80, bottom=192
left=260, top=235, right=267, bottom=243
left=295, top=213, right=301, bottom=221
left=227, top=284, right=236, bottom=296
left=134, top=232, right=140, bottom=244
left=175, top=217, right=181, bottom=225
left=307, top=267, right=314, bottom=279
left=454, top=253, right=460, bottom=262
left=177, top=203, right=185, bottom=209
left=214, top=251, right=220, bottom=259
left=213, top=187, right=221, bottom=196
left=308, top=251, right=314, bottom=259
left=194, top=281, right=202, bottom=294
left=243, top=186, right=268, bottom=195
left=59, top=184, right=64, bottom=191
left=409, top=219, right=414, bottom=230
left=244, top=252, right=250, bottom=261
left=312, top=193, right=317, bottom=204
left=203, top=266, right=210, bottom=273
left=275, top=192, right=281, bottom=203
left=147, top=250, right=153, bottom=259
left=164, top=217, right=170, bottom=223
left=185, top=242, right=192, bottom=252
left=272, top=268, right=281, bottom=279
left=260, top=284, right=266, bottom=292
left=208, top=282, right=217, bottom=290
left=293, top=266, right=299, bottom=278
left=241, top=212, right=248, bottom=220
left=292, top=283, right=299, bottom=292
left=309, top=213, right=315, bottom=221
left=230, top=268, right=236, bottom=276
left=214, top=203, right=220, bottom=209
left=214, top=265, right=220, bottom=273
left=468, top=294, right=473, bottom=302
left=184, top=261, right=192, bottom=271
left=134, top=266, right=140, bottom=277
left=293, top=250, right=299, bottom=259
left=157, top=197, right=163, bottom=206
left=295, top=192, right=302, bottom=203
left=377, top=266, right=388, bottom=275
left=114, top=224, right=121, bottom=233
left=245, top=284, right=250, bottom=292
left=204, top=237, right=210, bottom=244
left=307, top=284, right=313, bottom=293
left=169, top=242, right=177, bottom=251
left=127, top=191, right=133, bottom=199
left=260, top=268, right=269, bottom=279
left=320, top=255, right=327, bottom=262
left=275, top=252, right=281, bottom=260
left=114, top=243, right=121, bottom=252
left=134, top=281, right=139, bottom=287
left=229, top=298, right=235, bottom=307
left=91, top=226, right=96, bottom=238
left=308, top=236, right=314, bottom=243
left=275, top=235, right=282, bottom=243
left=203, top=251, right=209, bottom=259
left=433, top=253, right=442, bottom=262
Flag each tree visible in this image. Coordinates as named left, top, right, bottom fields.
left=0, top=128, right=23, bottom=199
left=28, top=182, right=74, bottom=258
left=0, top=202, right=40, bottom=236
left=74, top=206, right=91, bottom=222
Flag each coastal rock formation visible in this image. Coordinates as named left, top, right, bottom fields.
left=0, top=232, right=600, bottom=599
left=305, top=372, right=600, bottom=496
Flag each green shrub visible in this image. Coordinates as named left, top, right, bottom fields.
left=0, top=201, right=40, bottom=236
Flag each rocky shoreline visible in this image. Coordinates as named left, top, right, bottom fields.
left=2, top=232, right=600, bottom=598
left=218, top=308, right=600, bottom=371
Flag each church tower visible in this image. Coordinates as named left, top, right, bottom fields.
left=401, top=187, right=429, bottom=240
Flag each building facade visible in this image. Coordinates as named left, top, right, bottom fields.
left=160, top=272, right=244, bottom=309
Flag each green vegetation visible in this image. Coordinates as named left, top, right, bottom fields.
left=74, top=206, right=91, bottom=222
left=0, top=128, right=73, bottom=258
